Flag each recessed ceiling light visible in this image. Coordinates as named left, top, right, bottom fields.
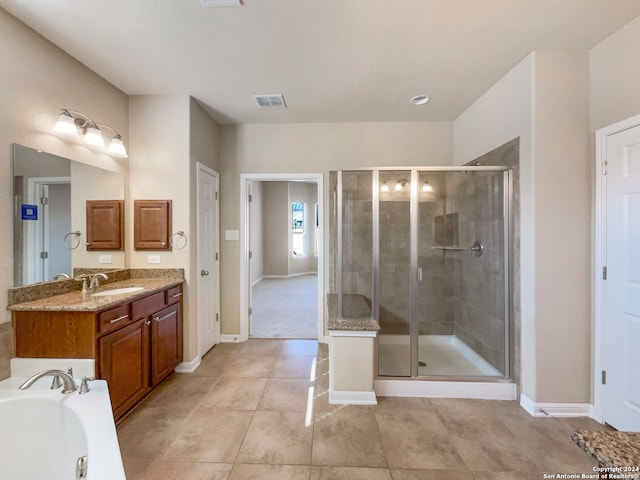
left=410, top=95, right=430, bottom=105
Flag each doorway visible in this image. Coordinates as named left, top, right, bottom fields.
left=594, top=114, right=640, bottom=431
left=240, top=174, right=324, bottom=342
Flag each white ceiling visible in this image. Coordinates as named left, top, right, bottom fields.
left=3, top=0, right=640, bottom=124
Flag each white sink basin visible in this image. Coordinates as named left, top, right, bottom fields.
left=92, top=286, right=145, bottom=297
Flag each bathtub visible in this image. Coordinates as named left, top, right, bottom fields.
left=0, top=376, right=125, bottom=480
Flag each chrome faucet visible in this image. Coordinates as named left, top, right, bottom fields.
left=53, top=273, right=71, bottom=280
left=89, top=273, right=108, bottom=292
left=19, top=370, right=77, bottom=394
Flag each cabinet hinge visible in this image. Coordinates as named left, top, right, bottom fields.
left=40, top=196, right=48, bottom=205
left=603, top=266, right=607, bottom=280
left=602, top=370, right=607, bottom=385
left=602, top=161, right=608, bottom=175
left=40, top=251, right=48, bottom=259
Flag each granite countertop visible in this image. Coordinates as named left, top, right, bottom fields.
left=326, top=293, right=380, bottom=332
left=572, top=430, right=640, bottom=471
left=8, top=277, right=183, bottom=312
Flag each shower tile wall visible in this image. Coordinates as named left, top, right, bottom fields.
left=447, top=171, right=506, bottom=374
left=467, top=138, right=520, bottom=385
left=379, top=198, right=411, bottom=333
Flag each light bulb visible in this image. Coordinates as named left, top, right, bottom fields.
left=84, top=125, right=105, bottom=146
left=381, top=182, right=389, bottom=193
left=55, top=111, right=77, bottom=135
left=395, top=181, right=403, bottom=191
left=422, top=182, right=433, bottom=193
left=108, top=135, right=128, bottom=158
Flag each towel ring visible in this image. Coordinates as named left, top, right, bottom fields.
left=63, top=231, right=82, bottom=250
left=170, top=231, right=188, bottom=250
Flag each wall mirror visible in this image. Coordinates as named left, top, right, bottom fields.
left=12, top=144, right=126, bottom=286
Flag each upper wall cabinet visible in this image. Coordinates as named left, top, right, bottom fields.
left=134, top=200, right=172, bottom=250
left=86, top=200, right=124, bottom=250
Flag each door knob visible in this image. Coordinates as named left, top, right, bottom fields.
left=201, top=270, right=210, bottom=276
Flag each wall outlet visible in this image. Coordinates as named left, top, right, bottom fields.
left=98, top=255, right=112, bottom=264
left=147, top=255, right=161, bottom=264
left=225, top=229, right=239, bottom=241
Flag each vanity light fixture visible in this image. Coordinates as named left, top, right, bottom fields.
left=422, top=181, right=434, bottom=192
left=380, top=181, right=390, bottom=193
left=395, top=180, right=407, bottom=191
left=55, top=109, right=128, bottom=158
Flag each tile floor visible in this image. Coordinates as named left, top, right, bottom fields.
left=117, top=339, right=606, bottom=480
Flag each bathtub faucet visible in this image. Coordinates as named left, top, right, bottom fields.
left=19, top=370, right=77, bottom=394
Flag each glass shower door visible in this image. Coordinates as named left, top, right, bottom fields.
left=416, top=170, right=508, bottom=377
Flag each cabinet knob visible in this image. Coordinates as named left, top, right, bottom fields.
left=145, top=320, right=151, bottom=326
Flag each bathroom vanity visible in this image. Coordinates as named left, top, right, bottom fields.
left=9, top=277, right=183, bottom=421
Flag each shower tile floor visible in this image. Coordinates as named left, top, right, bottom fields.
left=378, top=335, right=502, bottom=377
left=117, top=339, right=607, bottom=480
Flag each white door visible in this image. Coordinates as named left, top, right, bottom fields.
left=197, top=163, right=220, bottom=356
left=604, top=124, right=640, bottom=431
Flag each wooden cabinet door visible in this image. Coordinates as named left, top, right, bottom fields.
left=134, top=200, right=172, bottom=250
left=86, top=200, right=124, bottom=250
left=99, top=318, right=150, bottom=419
left=150, top=302, right=182, bottom=386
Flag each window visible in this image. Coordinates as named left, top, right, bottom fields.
left=292, top=202, right=305, bottom=256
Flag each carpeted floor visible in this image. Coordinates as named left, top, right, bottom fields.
left=250, top=275, right=318, bottom=339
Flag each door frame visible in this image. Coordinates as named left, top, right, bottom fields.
left=196, top=162, right=220, bottom=356
left=593, top=113, right=640, bottom=423
left=239, top=173, right=324, bottom=342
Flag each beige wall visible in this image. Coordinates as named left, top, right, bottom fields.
left=129, top=95, right=219, bottom=364
left=262, top=182, right=289, bottom=276
left=218, top=122, right=453, bottom=335
left=0, top=8, right=128, bottom=326
left=590, top=15, right=640, bottom=132
left=454, top=51, right=592, bottom=404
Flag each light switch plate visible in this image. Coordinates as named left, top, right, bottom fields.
left=99, top=255, right=112, bottom=264
left=147, top=255, right=161, bottom=264
left=225, top=230, right=239, bottom=241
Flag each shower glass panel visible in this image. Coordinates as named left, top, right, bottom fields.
left=416, top=170, right=507, bottom=377
left=377, top=170, right=412, bottom=376
left=339, top=171, right=373, bottom=319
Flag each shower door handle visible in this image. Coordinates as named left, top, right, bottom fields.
left=417, top=268, right=423, bottom=282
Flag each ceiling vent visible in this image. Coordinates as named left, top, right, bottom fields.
left=253, top=94, right=287, bottom=109
left=199, top=0, right=242, bottom=6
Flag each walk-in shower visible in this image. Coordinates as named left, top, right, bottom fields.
left=330, top=167, right=512, bottom=380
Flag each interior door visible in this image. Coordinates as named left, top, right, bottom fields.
left=605, top=124, right=640, bottom=431
left=197, top=164, right=220, bottom=356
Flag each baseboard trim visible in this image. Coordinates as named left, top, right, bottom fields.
left=220, top=334, right=243, bottom=343
left=252, top=276, right=263, bottom=287
left=520, top=394, right=591, bottom=417
left=262, top=272, right=318, bottom=280
left=375, top=379, right=517, bottom=400
left=175, top=356, right=201, bottom=373
left=329, top=390, right=378, bottom=405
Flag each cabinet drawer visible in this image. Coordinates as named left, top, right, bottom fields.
left=98, top=304, right=131, bottom=335
left=131, top=291, right=165, bottom=321
left=166, top=285, right=183, bottom=305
